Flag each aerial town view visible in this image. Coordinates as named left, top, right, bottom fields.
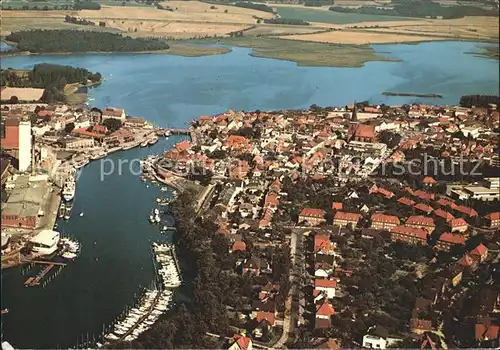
left=0, top=0, right=499, bottom=348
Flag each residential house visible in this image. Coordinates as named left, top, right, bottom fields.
left=362, top=326, right=402, bottom=349
left=454, top=205, right=478, bottom=218
left=370, top=213, right=400, bottom=230
left=315, top=278, right=337, bottom=299
left=405, top=216, right=436, bottom=233
left=352, top=124, right=377, bottom=143
left=231, top=240, right=247, bottom=253
left=242, top=257, right=261, bottom=276
left=469, top=243, right=488, bottom=263
left=475, top=316, right=499, bottom=343
left=449, top=218, right=469, bottom=233
left=333, top=211, right=361, bottom=228
left=315, top=300, right=335, bottom=329
left=415, top=203, right=434, bottom=215
left=485, top=212, right=500, bottom=229
left=435, top=232, right=466, bottom=251
left=228, top=334, right=252, bottom=350
left=457, top=253, right=479, bottom=271
left=298, top=208, right=326, bottom=226
left=314, top=234, right=335, bottom=255
left=390, top=226, right=428, bottom=245
left=433, top=209, right=455, bottom=222
left=398, top=197, right=416, bottom=206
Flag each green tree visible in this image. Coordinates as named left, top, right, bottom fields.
left=65, top=122, right=75, bottom=133
left=102, top=118, right=122, bottom=132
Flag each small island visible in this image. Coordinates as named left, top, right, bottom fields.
left=382, top=91, right=443, bottom=98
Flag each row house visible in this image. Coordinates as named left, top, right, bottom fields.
left=370, top=213, right=400, bottom=230
left=449, top=218, right=468, bottom=233
left=405, top=216, right=436, bottom=233
left=369, top=184, right=395, bottom=199
left=390, top=226, right=429, bottom=245
left=398, top=197, right=416, bottom=207
left=434, top=232, right=466, bottom=251
left=415, top=203, right=434, bottom=215
left=433, top=208, right=455, bottom=222
left=485, top=212, right=500, bottom=228
left=454, top=205, right=478, bottom=218
left=298, top=208, right=326, bottom=226
left=333, top=211, right=361, bottom=228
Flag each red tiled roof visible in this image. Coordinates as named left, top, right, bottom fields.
left=437, top=198, right=454, bottom=207
left=391, top=225, right=428, bottom=240
left=72, top=128, right=105, bottom=138
left=315, top=317, right=332, bottom=329
left=415, top=203, right=434, bottom=214
left=371, top=213, right=400, bottom=225
left=232, top=335, right=252, bottom=350
left=414, top=190, right=435, bottom=201
left=433, top=209, right=455, bottom=222
left=175, top=140, right=191, bottom=151
left=454, top=205, right=478, bottom=217
left=398, top=197, right=416, bottom=206
left=256, top=311, right=276, bottom=326
left=406, top=215, right=435, bottom=227
left=438, top=232, right=466, bottom=245
left=450, top=218, right=468, bottom=228
left=354, top=124, right=376, bottom=138
left=470, top=243, right=488, bottom=256
left=377, top=187, right=394, bottom=198
left=475, top=323, right=499, bottom=341
left=314, top=235, right=332, bottom=253
left=103, top=107, right=124, bottom=117
left=331, top=202, right=343, bottom=210
left=232, top=240, right=246, bottom=252
left=334, top=211, right=361, bottom=222
left=457, top=254, right=475, bottom=266
left=485, top=212, right=500, bottom=221
left=316, top=301, right=336, bottom=316
left=300, top=208, right=326, bottom=219
left=315, top=278, right=337, bottom=289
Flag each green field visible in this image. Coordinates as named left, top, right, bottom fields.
left=276, top=7, right=411, bottom=24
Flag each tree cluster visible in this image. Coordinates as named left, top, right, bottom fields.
left=1, top=63, right=102, bottom=103
left=64, top=15, right=97, bottom=26
left=234, top=1, right=275, bottom=13
left=459, top=95, right=500, bottom=108
left=264, top=18, right=310, bottom=25
left=5, top=30, right=170, bottom=53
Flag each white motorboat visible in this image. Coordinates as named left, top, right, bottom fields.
left=64, top=203, right=73, bottom=220
left=62, top=180, right=76, bottom=202
left=62, top=252, right=77, bottom=259
left=79, top=212, right=84, bottom=217
left=149, top=215, right=155, bottom=223
left=154, top=208, right=159, bottom=215
left=105, top=333, right=119, bottom=340
left=154, top=215, right=161, bottom=223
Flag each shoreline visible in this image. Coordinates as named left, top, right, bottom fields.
left=2, top=38, right=497, bottom=68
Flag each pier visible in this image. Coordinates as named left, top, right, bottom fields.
left=164, top=128, right=190, bottom=135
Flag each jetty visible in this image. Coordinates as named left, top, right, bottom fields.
left=164, top=128, right=190, bottom=135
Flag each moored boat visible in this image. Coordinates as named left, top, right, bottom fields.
left=148, top=137, right=158, bottom=145
left=64, top=203, right=73, bottom=220
left=58, top=203, right=66, bottom=218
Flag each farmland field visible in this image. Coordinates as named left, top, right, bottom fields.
left=275, top=6, right=411, bottom=24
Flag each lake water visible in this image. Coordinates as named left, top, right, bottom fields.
left=1, top=41, right=499, bottom=348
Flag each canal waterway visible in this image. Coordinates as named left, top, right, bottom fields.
left=1, top=40, right=499, bottom=348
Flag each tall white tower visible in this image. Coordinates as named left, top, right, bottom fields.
left=18, top=121, right=32, bottom=172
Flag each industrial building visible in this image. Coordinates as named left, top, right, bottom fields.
left=1, top=175, right=47, bottom=229
left=0, top=117, right=33, bottom=172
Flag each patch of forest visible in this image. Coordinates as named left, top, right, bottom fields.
left=5, top=30, right=170, bottom=53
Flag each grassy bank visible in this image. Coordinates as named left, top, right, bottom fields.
left=199, top=37, right=398, bottom=67
left=470, top=45, right=500, bottom=60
